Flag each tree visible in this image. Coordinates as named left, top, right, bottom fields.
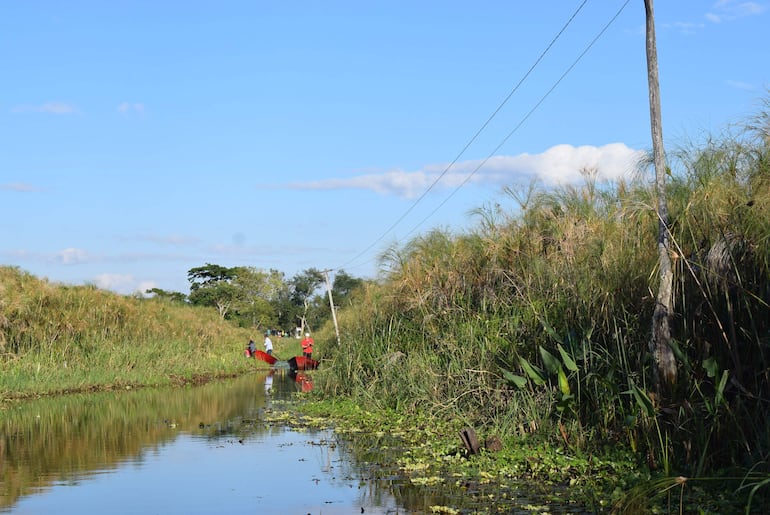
left=145, top=288, right=187, bottom=303
left=645, top=0, right=677, bottom=392
left=231, top=267, right=286, bottom=330
left=187, top=264, right=240, bottom=319
left=288, top=268, right=325, bottom=333
left=331, top=270, right=364, bottom=303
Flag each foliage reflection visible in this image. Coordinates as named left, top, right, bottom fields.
left=0, top=371, right=296, bottom=511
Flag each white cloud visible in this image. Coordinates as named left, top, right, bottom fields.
left=11, top=102, right=79, bottom=114
left=136, top=280, right=157, bottom=295
left=93, top=273, right=154, bottom=295
left=57, top=248, right=89, bottom=265
left=664, top=1, right=765, bottom=32
left=482, top=143, right=644, bottom=185
left=287, top=143, right=644, bottom=198
left=707, top=0, right=766, bottom=23
left=118, top=102, right=145, bottom=115
left=664, top=21, right=706, bottom=34
left=288, top=169, right=443, bottom=198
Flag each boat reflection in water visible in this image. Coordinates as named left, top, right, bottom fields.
left=288, top=369, right=313, bottom=392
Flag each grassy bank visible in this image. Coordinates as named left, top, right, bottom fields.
left=0, top=266, right=291, bottom=399
left=309, top=104, right=770, bottom=511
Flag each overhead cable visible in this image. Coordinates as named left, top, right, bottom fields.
left=399, top=0, right=632, bottom=242
left=335, top=0, right=590, bottom=272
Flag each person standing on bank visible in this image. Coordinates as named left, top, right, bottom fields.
left=247, top=339, right=256, bottom=357
left=264, top=332, right=273, bottom=355
left=301, top=332, right=314, bottom=359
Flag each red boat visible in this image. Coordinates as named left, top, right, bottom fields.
left=253, top=350, right=277, bottom=365
left=288, top=355, right=318, bottom=371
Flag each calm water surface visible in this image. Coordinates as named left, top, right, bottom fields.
left=1, top=370, right=402, bottom=515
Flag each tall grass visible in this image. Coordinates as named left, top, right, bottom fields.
left=314, top=103, right=770, bottom=499
left=0, top=267, right=257, bottom=398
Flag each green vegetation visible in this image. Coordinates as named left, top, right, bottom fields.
left=310, top=101, right=770, bottom=511
left=180, top=263, right=362, bottom=333
left=296, top=398, right=740, bottom=513
left=0, top=266, right=267, bottom=398
left=0, top=259, right=360, bottom=398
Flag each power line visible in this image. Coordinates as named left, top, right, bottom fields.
left=335, top=0, right=590, bottom=273
left=399, top=0, right=632, bottom=242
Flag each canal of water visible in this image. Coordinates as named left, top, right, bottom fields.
left=1, top=370, right=404, bottom=515
left=2, top=370, right=596, bottom=514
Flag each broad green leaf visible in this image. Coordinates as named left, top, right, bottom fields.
left=557, top=343, right=578, bottom=372
left=557, top=366, right=571, bottom=396
left=702, top=357, right=719, bottom=379
left=539, top=346, right=561, bottom=375
left=519, top=357, right=546, bottom=386
left=501, top=368, right=528, bottom=389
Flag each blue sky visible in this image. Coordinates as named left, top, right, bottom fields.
left=2, top=1, right=767, bottom=295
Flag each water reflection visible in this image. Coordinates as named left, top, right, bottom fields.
left=0, top=371, right=401, bottom=514
left=289, top=370, right=313, bottom=393
left=1, top=371, right=584, bottom=514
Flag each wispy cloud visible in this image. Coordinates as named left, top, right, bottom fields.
left=660, top=1, right=765, bottom=34
left=11, top=102, right=79, bottom=114
left=287, top=169, right=447, bottom=199
left=0, top=182, right=40, bottom=192
left=662, top=21, right=706, bottom=35
left=285, top=143, right=644, bottom=199
left=56, top=247, right=89, bottom=265
left=117, top=102, right=145, bottom=115
left=706, top=0, right=766, bottom=23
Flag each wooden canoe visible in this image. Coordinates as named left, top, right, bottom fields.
left=253, top=350, right=277, bottom=365
left=287, top=355, right=318, bottom=371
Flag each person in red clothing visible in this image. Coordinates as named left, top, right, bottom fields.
left=301, top=332, right=314, bottom=359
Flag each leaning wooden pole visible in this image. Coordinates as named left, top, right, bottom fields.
left=644, top=0, right=677, bottom=393
left=323, top=269, right=342, bottom=347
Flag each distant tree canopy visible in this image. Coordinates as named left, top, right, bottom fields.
left=182, top=263, right=365, bottom=334
left=188, top=264, right=241, bottom=319
left=288, top=268, right=325, bottom=333
left=145, top=287, right=188, bottom=303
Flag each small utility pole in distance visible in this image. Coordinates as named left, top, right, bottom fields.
left=322, top=269, right=341, bottom=347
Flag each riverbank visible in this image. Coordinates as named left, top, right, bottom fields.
left=291, top=397, right=759, bottom=514
left=0, top=266, right=301, bottom=403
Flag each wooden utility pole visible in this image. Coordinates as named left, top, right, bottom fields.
left=322, top=269, right=341, bottom=347
left=644, top=0, right=677, bottom=392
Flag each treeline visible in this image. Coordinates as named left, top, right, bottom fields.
left=147, top=264, right=364, bottom=335
left=317, top=98, right=770, bottom=495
